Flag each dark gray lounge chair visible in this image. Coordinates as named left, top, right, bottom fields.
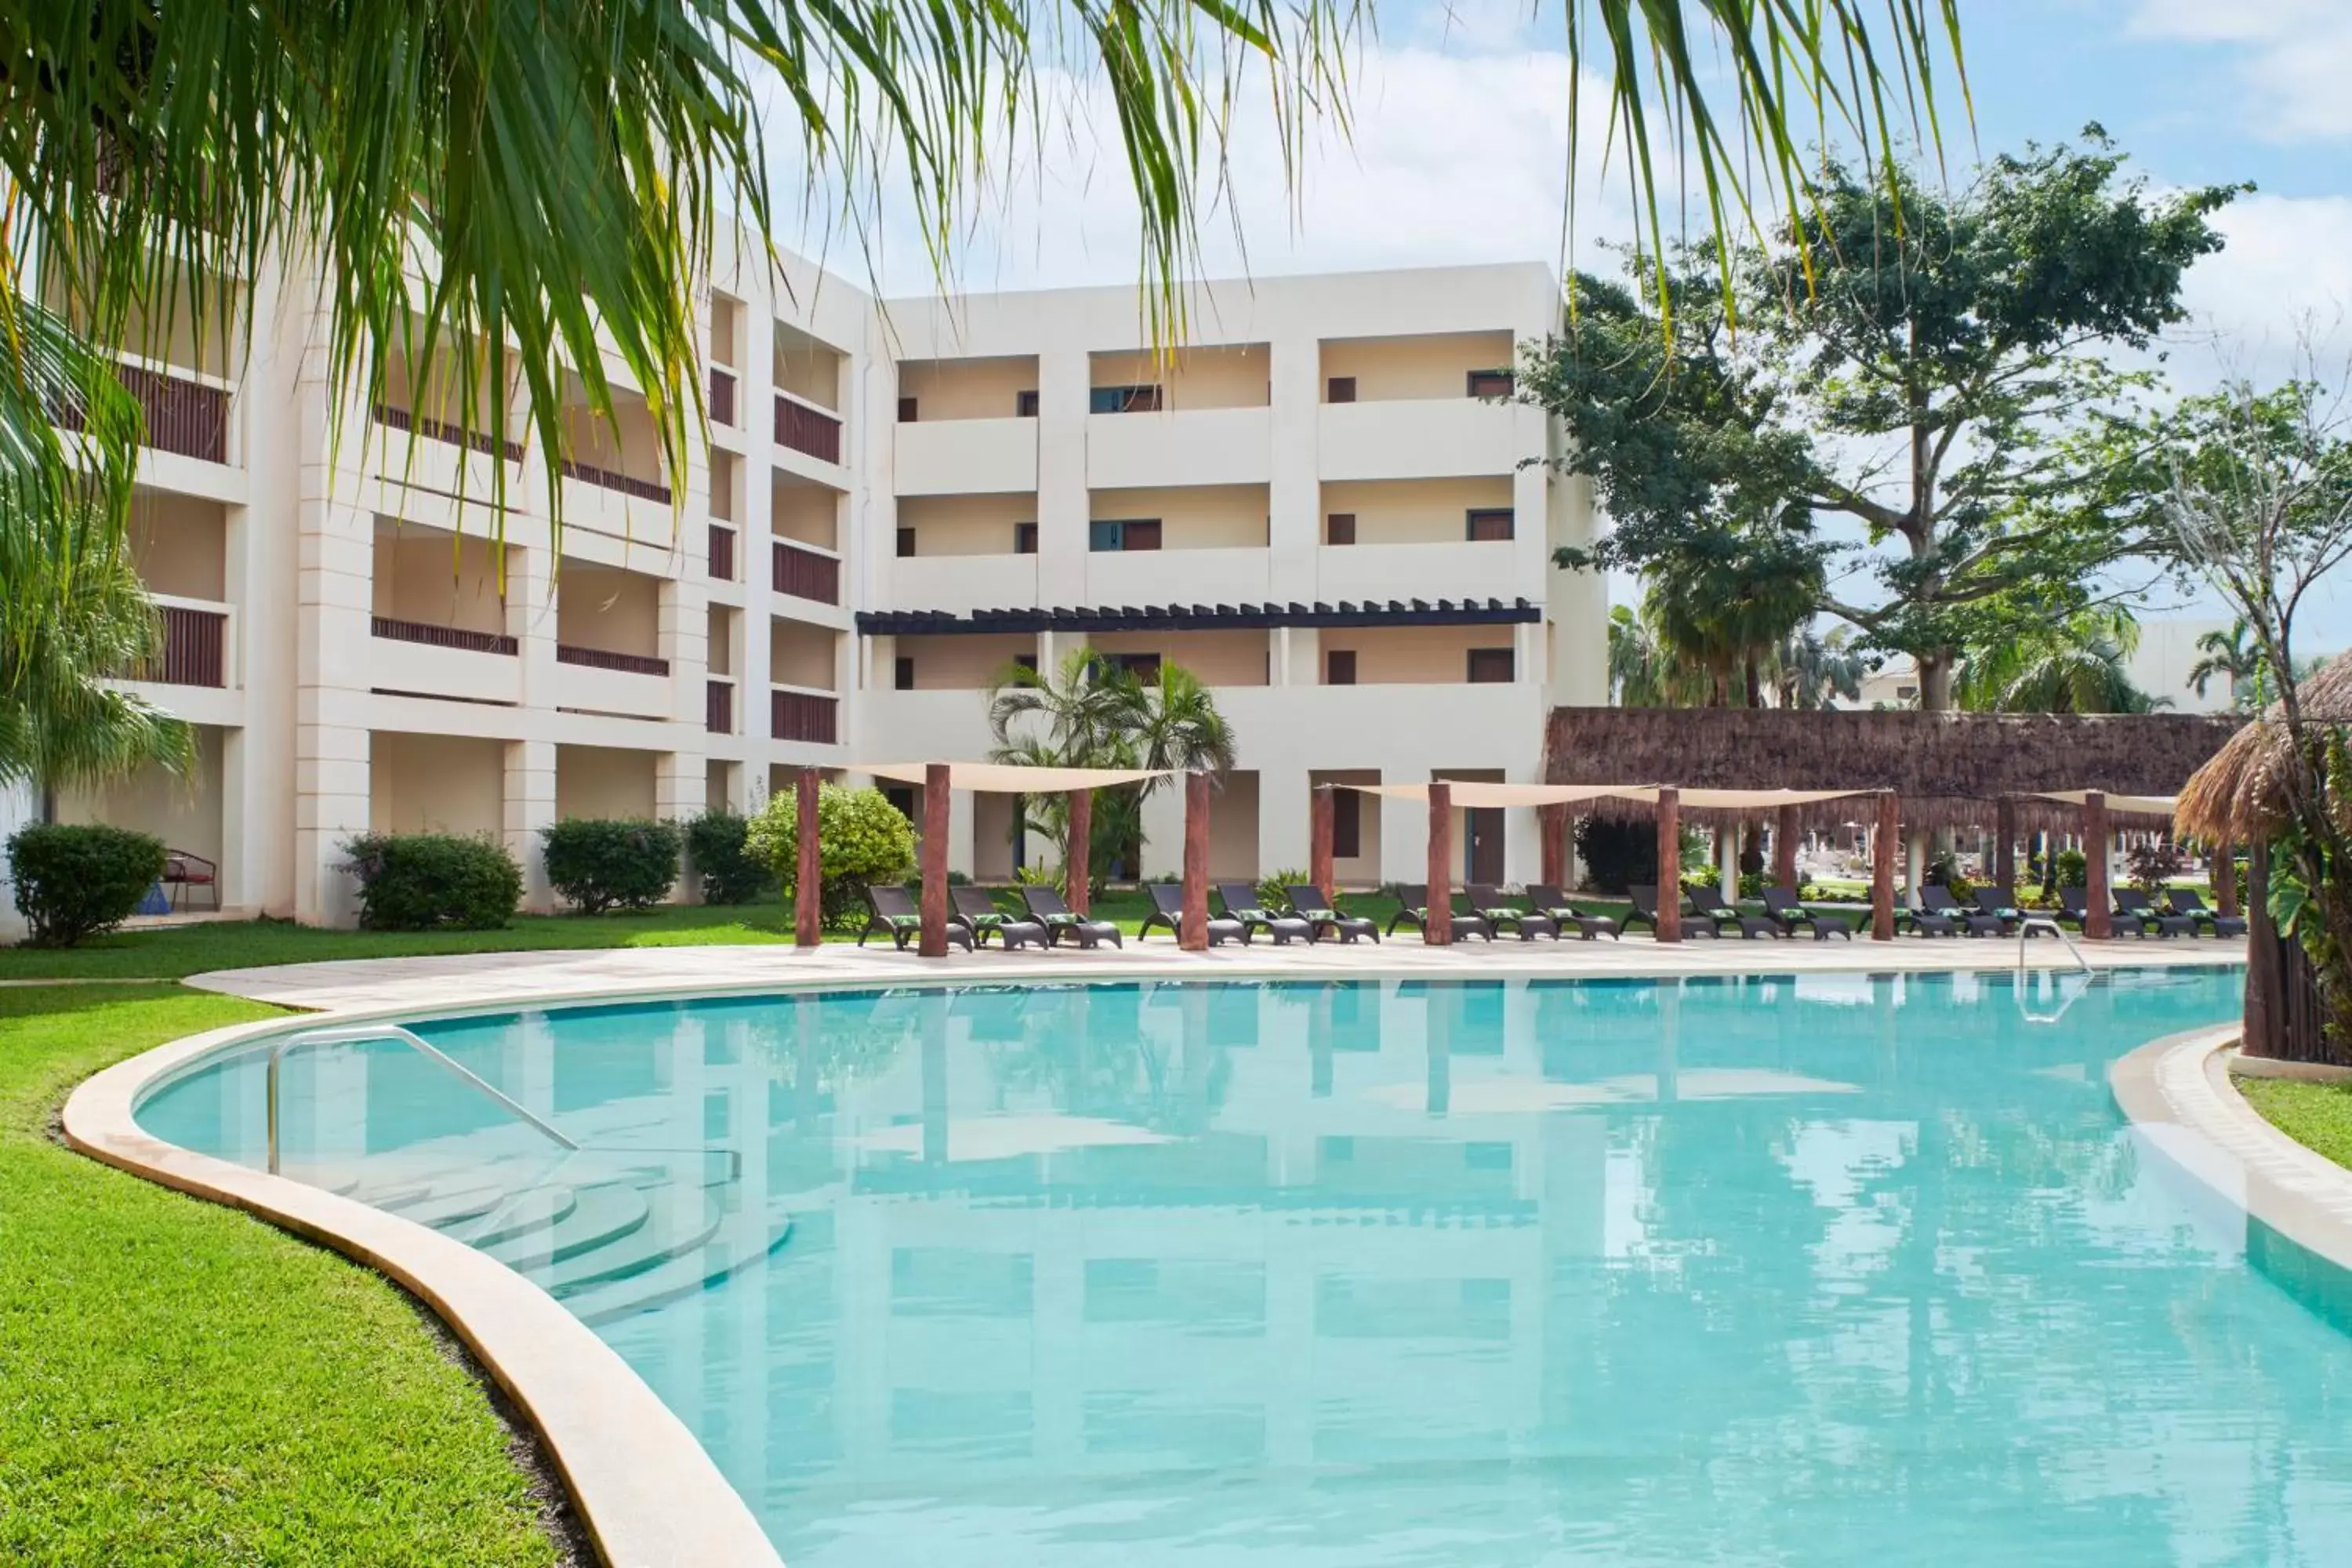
left=1021, top=885, right=1123, bottom=948
left=1385, top=884, right=1487, bottom=942
left=1690, top=882, right=1780, bottom=939
left=2115, top=887, right=2197, bottom=938
left=1922, top=884, right=2003, bottom=937
left=2168, top=887, right=2248, bottom=938
left=1970, top=887, right=2024, bottom=935
left=1468, top=884, right=1558, bottom=941
left=1762, top=885, right=1851, bottom=939
left=1287, top=884, right=1381, bottom=943
left=1217, top=883, right=1312, bottom=944
left=860, top=884, right=972, bottom=950
left=1140, top=883, right=1246, bottom=946
left=1624, top=884, right=1714, bottom=938
left=1526, top=884, right=1620, bottom=940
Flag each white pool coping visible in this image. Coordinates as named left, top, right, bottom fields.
left=64, top=934, right=2252, bottom=1566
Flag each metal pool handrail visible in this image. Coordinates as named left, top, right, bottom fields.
left=2016, top=915, right=2092, bottom=976
left=266, top=1024, right=578, bottom=1175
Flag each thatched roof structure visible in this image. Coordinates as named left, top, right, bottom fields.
left=2177, top=651, right=2352, bottom=842
left=1545, top=706, right=2244, bottom=830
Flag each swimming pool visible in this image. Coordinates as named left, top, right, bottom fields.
left=139, top=967, right=2352, bottom=1565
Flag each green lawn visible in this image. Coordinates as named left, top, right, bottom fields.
left=2236, top=1076, right=2352, bottom=1171
left=0, top=985, right=568, bottom=1566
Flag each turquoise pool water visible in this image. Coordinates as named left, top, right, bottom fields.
left=139, top=967, right=2352, bottom=1565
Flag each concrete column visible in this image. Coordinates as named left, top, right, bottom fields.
left=1036, top=347, right=1091, bottom=604
left=655, top=748, right=702, bottom=836
left=1267, top=320, right=1322, bottom=603
left=1872, top=792, right=1898, bottom=942
left=1654, top=789, right=1681, bottom=943
left=1138, top=782, right=1183, bottom=880
left=503, top=739, right=557, bottom=912
left=1259, top=767, right=1311, bottom=883
left=1774, top=804, right=1800, bottom=893
left=1425, top=782, right=1454, bottom=945
left=1310, top=785, right=1335, bottom=895
left=1181, top=771, right=1211, bottom=951
left=795, top=768, right=822, bottom=946
left=920, top=762, right=950, bottom=956
left=1717, top=826, right=1738, bottom=899
left=946, top=780, right=976, bottom=880
left=2084, top=792, right=2112, bottom=940
left=1067, top=788, right=1093, bottom=914
left=1995, top=796, right=2017, bottom=897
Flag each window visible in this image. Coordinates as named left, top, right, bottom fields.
left=1089, top=518, right=1162, bottom=552
left=1467, top=648, right=1515, bottom=684
left=895, top=527, right=916, bottom=558
left=1325, top=512, right=1356, bottom=546
left=1015, top=389, right=1040, bottom=417
left=897, top=396, right=918, bottom=423
left=1331, top=788, right=1362, bottom=858
left=894, top=655, right=916, bottom=691
left=1466, top=508, right=1514, bottom=542
left=884, top=786, right=916, bottom=822
left=1327, top=376, right=1357, bottom=403
left=1466, top=368, right=1513, bottom=398
left=1090, top=384, right=1161, bottom=414
left=1112, top=652, right=1162, bottom=684
left=1326, top=649, right=1357, bottom=685
left=1014, top=521, right=1038, bottom=555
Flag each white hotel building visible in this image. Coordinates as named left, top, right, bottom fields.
left=16, top=238, right=1605, bottom=928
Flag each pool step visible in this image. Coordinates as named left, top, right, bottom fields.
left=565, top=1205, right=795, bottom=1329
left=482, top=1185, right=652, bottom=1273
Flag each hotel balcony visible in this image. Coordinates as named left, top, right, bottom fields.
left=555, top=559, right=671, bottom=720
left=369, top=520, right=522, bottom=704
left=770, top=686, right=838, bottom=745
left=772, top=539, right=841, bottom=607
left=137, top=597, right=235, bottom=688
left=775, top=319, right=847, bottom=468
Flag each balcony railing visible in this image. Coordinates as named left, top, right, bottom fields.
left=560, top=459, right=672, bottom=505
left=58, top=364, right=230, bottom=463
left=710, top=367, right=736, bottom=427
left=136, top=601, right=228, bottom=688
left=372, top=615, right=518, bottom=655
left=771, top=688, right=837, bottom=744
left=557, top=644, right=670, bottom=677
left=772, top=539, right=840, bottom=604
left=709, top=524, right=736, bottom=582
left=706, top=678, right=734, bottom=734
left=775, top=394, right=841, bottom=463
left=374, top=403, right=524, bottom=462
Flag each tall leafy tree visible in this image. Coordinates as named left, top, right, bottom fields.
left=1527, top=130, right=2239, bottom=710
left=1953, top=609, right=2163, bottom=714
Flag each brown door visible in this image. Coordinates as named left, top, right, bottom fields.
left=1468, top=808, right=1504, bottom=884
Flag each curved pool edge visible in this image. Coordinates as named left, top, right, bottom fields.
left=2111, top=1026, right=2352, bottom=1283
left=60, top=1007, right=785, bottom=1568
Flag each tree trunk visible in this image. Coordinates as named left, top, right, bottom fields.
left=1915, top=649, right=1955, bottom=711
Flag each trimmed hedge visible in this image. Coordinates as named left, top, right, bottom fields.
left=6, top=823, right=168, bottom=947
left=745, top=785, right=916, bottom=930
left=341, top=833, right=522, bottom=931
left=540, top=818, right=681, bottom=915
left=684, top=810, right=774, bottom=906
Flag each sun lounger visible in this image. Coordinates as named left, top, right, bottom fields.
left=951, top=886, right=1014, bottom=946
left=1139, top=882, right=1246, bottom=946
left=1921, top=884, right=2003, bottom=937
left=1526, top=884, right=1620, bottom=940
left=2115, top=887, right=2197, bottom=938
left=1217, top=883, right=1312, bottom=944
left=1762, top=885, right=1852, bottom=939
left=1468, top=884, right=1558, bottom=941
left=1970, top=887, right=2024, bottom=935
left=1287, top=884, right=1381, bottom=943
left=2167, top=887, right=2248, bottom=938
left=859, top=884, right=972, bottom=950
left=1384, top=884, right=1486, bottom=941
left=1021, top=885, right=1123, bottom=948
left=1625, top=884, right=1715, bottom=938
left=1690, top=882, right=1780, bottom=939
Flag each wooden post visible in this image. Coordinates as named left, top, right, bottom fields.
left=1181, top=771, right=1211, bottom=951
left=2245, top=840, right=2276, bottom=1054
left=919, top=762, right=950, bottom=957
left=1773, top=804, right=1799, bottom=894
left=794, top=767, right=822, bottom=948
left=1541, top=804, right=1568, bottom=889
left=2084, top=791, right=2111, bottom=940
left=1310, top=784, right=1336, bottom=897
left=1655, top=787, right=1682, bottom=943
left=1872, top=791, right=1897, bottom=942
left=1994, top=795, right=2016, bottom=900
left=2216, top=835, right=2240, bottom=917
left=1425, top=782, right=1454, bottom=946
left=1067, top=787, right=1093, bottom=916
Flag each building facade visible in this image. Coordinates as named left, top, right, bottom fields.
left=9, top=240, right=1603, bottom=931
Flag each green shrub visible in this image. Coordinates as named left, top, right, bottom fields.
left=745, top=785, right=918, bottom=930
left=684, top=810, right=773, bottom=906
left=540, top=818, right=681, bottom=914
left=6, top=822, right=168, bottom=946
left=341, top=833, right=521, bottom=931
left=1258, top=867, right=1310, bottom=908
left=2126, top=840, right=2184, bottom=895
left=2053, top=847, right=2089, bottom=890
left=1574, top=816, right=1655, bottom=895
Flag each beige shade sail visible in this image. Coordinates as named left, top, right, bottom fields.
left=1338, top=782, right=1869, bottom=811
left=2031, top=790, right=2177, bottom=818
left=1675, top=787, right=1873, bottom=811
left=855, top=761, right=1175, bottom=793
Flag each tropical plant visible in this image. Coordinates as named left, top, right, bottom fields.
left=745, top=784, right=917, bottom=929
left=1530, top=130, right=2240, bottom=710
left=2125, top=840, right=2184, bottom=896
left=1606, top=604, right=1710, bottom=707
left=5, top=822, right=167, bottom=946
left=1953, top=609, right=2166, bottom=714
left=1769, top=625, right=1871, bottom=711
left=2187, top=619, right=2262, bottom=710
left=1640, top=532, right=1824, bottom=706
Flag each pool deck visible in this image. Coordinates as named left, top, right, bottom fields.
left=185, top=927, right=2245, bottom=1014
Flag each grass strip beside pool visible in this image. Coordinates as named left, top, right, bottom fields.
left=2237, top=1074, right=2352, bottom=1171
left=0, top=985, right=566, bottom=1566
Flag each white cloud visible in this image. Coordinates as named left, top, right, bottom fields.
left=2165, top=192, right=2352, bottom=387
left=2132, top=0, right=2352, bottom=140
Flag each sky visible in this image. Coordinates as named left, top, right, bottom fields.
left=767, top=0, right=2352, bottom=650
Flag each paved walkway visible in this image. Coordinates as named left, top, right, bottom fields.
left=189, top=929, right=2245, bottom=1014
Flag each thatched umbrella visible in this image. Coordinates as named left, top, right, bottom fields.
left=2176, top=650, right=2352, bottom=844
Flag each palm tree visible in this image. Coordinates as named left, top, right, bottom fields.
left=1955, top=611, right=2167, bottom=714
left=2187, top=619, right=2263, bottom=710
left=1126, top=662, right=1238, bottom=780
left=1642, top=535, right=1825, bottom=706
left=1769, top=625, right=1869, bottom=710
